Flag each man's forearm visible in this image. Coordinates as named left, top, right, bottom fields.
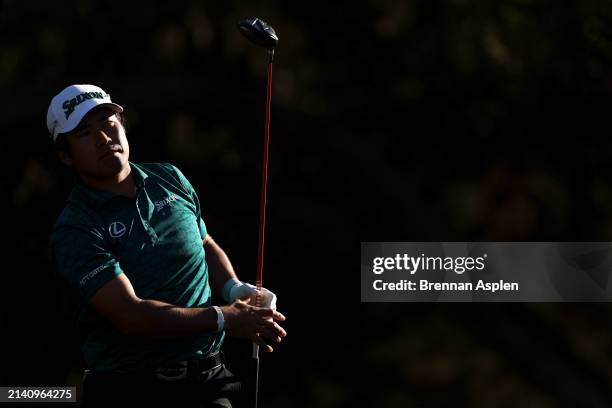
left=123, top=299, right=219, bottom=338
left=204, top=235, right=238, bottom=299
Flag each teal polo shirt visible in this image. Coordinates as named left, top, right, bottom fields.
left=49, top=162, right=224, bottom=371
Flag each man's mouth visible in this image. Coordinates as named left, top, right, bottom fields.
left=100, top=145, right=123, bottom=159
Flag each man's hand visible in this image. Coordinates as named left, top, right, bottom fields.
left=221, top=299, right=287, bottom=352
left=223, top=278, right=278, bottom=309
left=253, top=287, right=277, bottom=310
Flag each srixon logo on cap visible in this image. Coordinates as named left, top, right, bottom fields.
left=62, top=91, right=107, bottom=119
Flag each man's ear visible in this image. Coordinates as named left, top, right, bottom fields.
left=56, top=150, right=73, bottom=166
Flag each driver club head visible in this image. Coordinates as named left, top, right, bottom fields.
left=238, top=17, right=278, bottom=49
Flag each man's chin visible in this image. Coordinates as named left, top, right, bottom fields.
left=93, top=157, right=129, bottom=178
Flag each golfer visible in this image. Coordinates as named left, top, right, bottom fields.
left=47, top=84, right=286, bottom=408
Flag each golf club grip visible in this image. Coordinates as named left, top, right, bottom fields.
left=251, top=343, right=260, bottom=408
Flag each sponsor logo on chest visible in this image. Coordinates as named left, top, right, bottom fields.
left=109, top=221, right=127, bottom=238
left=155, top=194, right=177, bottom=212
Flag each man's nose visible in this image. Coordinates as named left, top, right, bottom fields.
left=94, top=129, right=113, bottom=146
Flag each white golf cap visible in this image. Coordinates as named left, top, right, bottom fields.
left=46, top=84, right=123, bottom=142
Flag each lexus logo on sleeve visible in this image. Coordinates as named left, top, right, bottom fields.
left=109, top=221, right=127, bottom=238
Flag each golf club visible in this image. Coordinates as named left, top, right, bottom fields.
left=238, top=17, right=278, bottom=59
left=238, top=16, right=278, bottom=408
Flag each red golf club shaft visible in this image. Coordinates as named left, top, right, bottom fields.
left=253, top=48, right=274, bottom=408
left=256, top=50, right=274, bottom=296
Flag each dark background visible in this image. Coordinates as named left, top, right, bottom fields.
left=2, top=0, right=612, bottom=406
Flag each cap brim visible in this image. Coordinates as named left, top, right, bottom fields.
left=58, top=101, right=124, bottom=136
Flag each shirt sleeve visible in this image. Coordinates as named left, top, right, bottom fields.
left=199, top=217, right=208, bottom=241
left=50, top=225, right=123, bottom=301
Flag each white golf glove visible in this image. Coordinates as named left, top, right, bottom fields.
left=222, top=278, right=277, bottom=310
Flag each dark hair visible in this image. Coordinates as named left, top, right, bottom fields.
left=53, top=110, right=126, bottom=154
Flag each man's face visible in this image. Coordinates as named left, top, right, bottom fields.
left=59, top=107, right=130, bottom=181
